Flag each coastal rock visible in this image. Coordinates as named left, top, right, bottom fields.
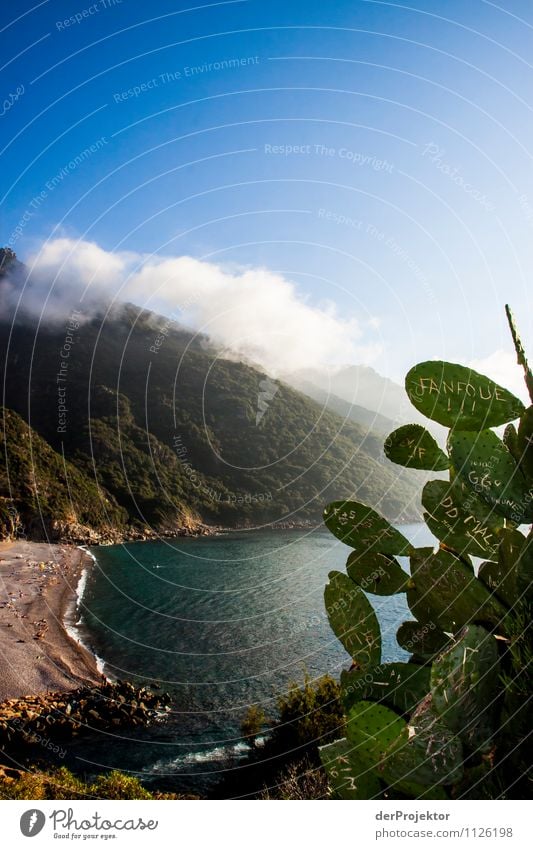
left=0, top=680, right=171, bottom=757
left=36, top=518, right=223, bottom=545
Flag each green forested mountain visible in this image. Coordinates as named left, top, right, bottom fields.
left=0, top=406, right=127, bottom=540
left=1, top=273, right=421, bottom=539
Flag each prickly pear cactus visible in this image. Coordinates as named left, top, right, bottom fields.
left=323, top=501, right=412, bottom=554
left=478, top=561, right=512, bottom=607
left=346, top=550, right=409, bottom=595
left=396, top=621, right=451, bottom=661
left=319, top=738, right=381, bottom=799
left=448, top=428, right=532, bottom=524
left=384, top=424, right=450, bottom=471
left=380, top=696, right=464, bottom=787
left=345, top=701, right=406, bottom=770
left=405, top=361, right=524, bottom=430
left=422, top=479, right=502, bottom=560
left=503, top=423, right=520, bottom=463
left=324, top=571, right=381, bottom=669
left=515, top=531, right=533, bottom=600
left=408, top=547, right=507, bottom=632
left=431, top=625, right=499, bottom=752
left=478, top=528, right=527, bottom=607
left=321, top=307, right=532, bottom=800
left=517, top=406, right=533, bottom=485
left=341, top=662, right=430, bottom=715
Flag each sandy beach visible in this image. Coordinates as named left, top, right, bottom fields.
left=0, top=540, right=102, bottom=702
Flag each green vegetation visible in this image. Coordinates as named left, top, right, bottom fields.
left=1, top=676, right=340, bottom=801
left=239, top=674, right=344, bottom=761
left=0, top=766, right=194, bottom=800
left=240, top=704, right=267, bottom=748
left=0, top=406, right=126, bottom=540
left=225, top=675, right=343, bottom=799
left=270, top=674, right=344, bottom=753
left=1, top=253, right=422, bottom=538
left=320, top=307, right=532, bottom=800
left=259, top=758, right=328, bottom=800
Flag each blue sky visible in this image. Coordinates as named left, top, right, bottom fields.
left=2, top=0, right=533, bottom=388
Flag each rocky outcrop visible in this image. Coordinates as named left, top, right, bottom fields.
left=0, top=680, right=171, bottom=753
left=47, top=518, right=222, bottom=545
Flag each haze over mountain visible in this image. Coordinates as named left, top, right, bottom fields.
left=285, top=363, right=407, bottom=418
left=279, top=372, right=397, bottom=435
left=0, top=250, right=422, bottom=541
left=282, top=365, right=450, bottom=445
left=282, top=366, right=406, bottom=431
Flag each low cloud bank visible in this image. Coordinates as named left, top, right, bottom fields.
left=1, top=238, right=380, bottom=374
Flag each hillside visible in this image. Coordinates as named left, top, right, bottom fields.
left=0, top=407, right=128, bottom=541
left=1, top=268, right=422, bottom=539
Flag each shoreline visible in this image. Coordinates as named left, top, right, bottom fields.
left=0, top=539, right=102, bottom=702
left=0, top=514, right=419, bottom=702
left=44, top=507, right=422, bottom=548
left=63, top=546, right=107, bottom=676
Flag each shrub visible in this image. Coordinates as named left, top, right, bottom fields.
left=260, top=757, right=328, bottom=800
left=240, top=704, right=268, bottom=747
left=0, top=765, right=193, bottom=800
left=270, top=673, right=344, bottom=753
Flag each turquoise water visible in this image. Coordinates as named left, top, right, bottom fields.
left=69, top=524, right=434, bottom=792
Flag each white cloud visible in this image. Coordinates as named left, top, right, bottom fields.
left=7, top=237, right=381, bottom=374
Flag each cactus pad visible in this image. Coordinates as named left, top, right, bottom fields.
left=319, top=737, right=381, bottom=799
left=497, top=528, right=532, bottom=602
left=381, top=696, right=464, bottom=787
left=478, top=561, right=513, bottom=608
left=324, top=501, right=412, bottom=554
left=384, top=424, right=450, bottom=471
left=396, top=620, right=451, bottom=660
left=517, top=406, right=533, bottom=485
left=422, top=479, right=502, bottom=559
left=430, top=625, right=499, bottom=751
left=346, top=550, right=410, bottom=595
left=516, top=531, right=533, bottom=600
left=341, top=662, right=430, bottom=715
left=345, top=700, right=406, bottom=770
left=477, top=528, right=528, bottom=607
left=503, top=423, right=520, bottom=464
left=448, top=429, right=532, bottom=524
left=324, top=571, right=381, bottom=668
left=405, top=361, right=525, bottom=430
left=408, top=548, right=507, bottom=632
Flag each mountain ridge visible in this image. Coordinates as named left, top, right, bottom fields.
left=0, top=255, right=422, bottom=540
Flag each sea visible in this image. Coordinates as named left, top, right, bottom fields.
left=65, top=524, right=435, bottom=795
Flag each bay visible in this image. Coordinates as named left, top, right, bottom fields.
left=68, top=524, right=434, bottom=794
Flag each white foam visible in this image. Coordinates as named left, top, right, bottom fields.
left=74, top=565, right=89, bottom=602
left=63, top=548, right=106, bottom=676
left=78, top=545, right=97, bottom=563
left=147, top=736, right=267, bottom=773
